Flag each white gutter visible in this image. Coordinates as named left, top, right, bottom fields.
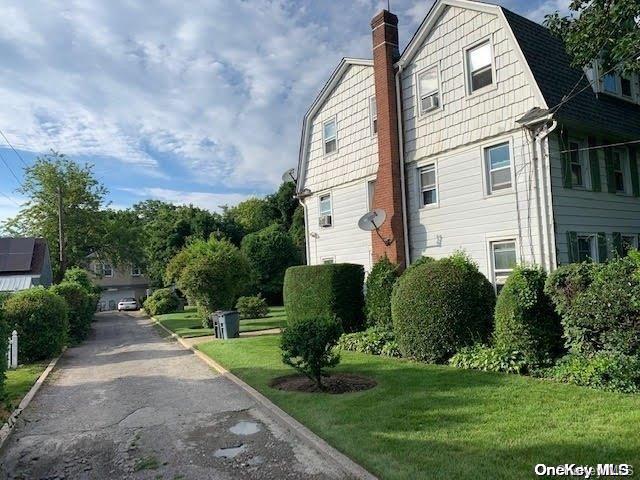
left=395, top=65, right=411, bottom=267
left=537, top=120, right=558, bottom=271
left=298, top=197, right=311, bottom=265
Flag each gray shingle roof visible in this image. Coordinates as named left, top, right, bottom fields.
left=503, top=8, right=640, bottom=140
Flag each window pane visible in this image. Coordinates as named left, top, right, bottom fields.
left=323, top=120, right=336, bottom=139
left=491, top=169, right=511, bottom=190
left=319, top=195, right=331, bottom=215
left=621, top=77, right=632, bottom=97
left=615, top=172, right=625, bottom=192
left=368, top=180, right=376, bottom=210
left=468, top=42, right=491, bottom=72
left=603, top=74, right=617, bottom=93
left=471, top=67, right=492, bottom=91
left=421, top=167, right=436, bottom=187
left=577, top=237, right=593, bottom=262
left=325, top=138, right=336, bottom=154
left=571, top=163, right=583, bottom=186
left=370, top=98, right=377, bottom=118
left=419, top=68, right=438, bottom=96
left=488, top=144, right=510, bottom=169
left=423, top=189, right=437, bottom=205
left=493, top=242, right=516, bottom=270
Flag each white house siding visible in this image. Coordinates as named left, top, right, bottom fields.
left=549, top=133, right=640, bottom=264
left=302, top=64, right=378, bottom=271
left=401, top=5, right=547, bottom=279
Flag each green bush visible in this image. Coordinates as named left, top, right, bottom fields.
left=3, top=288, right=68, bottom=362
left=544, top=262, right=599, bottom=317
left=50, top=282, right=92, bottom=343
left=280, top=315, right=343, bottom=389
left=177, top=239, right=251, bottom=319
left=283, top=264, right=365, bottom=332
left=391, top=253, right=495, bottom=363
left=0, top=302, right=9, bottom=399
left=235, top=295, right=269, bottom=319
left=63, top=267, right=100, bottom=294
left=144, top=288, right=182, bottom=316
left=494, top=267, right=563, bottom=364
left=337, top=326, right=400, bottom=357
left=543, top=353, right=640, bottom=393
left=365, top=257, right=399, bottom=329
left=449, top=345, right=529, bottom=374
left=241, top=224, right=300, bottom=304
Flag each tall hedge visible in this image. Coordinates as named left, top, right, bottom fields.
left=3, top=288, right=69, bottom=362
left=494, top=267, right=562, bottom=364
left=391, top=254, right=495, bottom=362
left=283, top=264, right=365, bottom=332
left=0, top=301, right=9, bottom=399
left=365, top=257, right=398, bottom=330
left=50, top=282, right=92, bottom=343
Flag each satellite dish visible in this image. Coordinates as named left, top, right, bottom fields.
left=281, top=168, right=297, bottom=183
left=357, top=209, right=394, bottom=246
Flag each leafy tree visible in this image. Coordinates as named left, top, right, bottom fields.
left=545, top=0, right=640, bottom=75
left=226, top=197, right=276, bottom=234
left=289, top=205, right=306, bottom=263
left=3, top=151, right=107, bottom=281
left=266, top=182, right=298, bottom=229
left=241, top=224, right=300, bottom=304
left=63, top=267, right=100, bottom=293
left=97, top=209, right=146, bottom=269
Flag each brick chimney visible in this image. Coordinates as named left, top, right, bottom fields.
left=370, top=10, right=406, bottom=269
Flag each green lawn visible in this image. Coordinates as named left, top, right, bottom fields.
left=2, top=363, right=47, bottom=423
left=198, top=335, right=640, bottom=480
left=154, top=306, right=286, bottom=338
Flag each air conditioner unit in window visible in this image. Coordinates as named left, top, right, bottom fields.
left=421, top=94, right=439, bottom=113
left=319, top=215, right=332, bottom=227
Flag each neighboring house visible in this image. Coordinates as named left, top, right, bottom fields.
left=296, top=0, right=640, bottom=290
left=86, top=254, right=148, bottom=310
left=0, top=237, right=53, bottom=292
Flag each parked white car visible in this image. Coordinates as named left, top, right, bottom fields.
left=117, top=297, right=139, bottom=311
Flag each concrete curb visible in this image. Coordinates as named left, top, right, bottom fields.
left=151, top=316, right=377, bottom=480
left=0, top=350, right=65, bottom=450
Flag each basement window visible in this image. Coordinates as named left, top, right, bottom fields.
left=466, top=41, right=493, bottom=93
left=417, top=66, right=440, bottom=114
left=323, top=118, right=337, bottom=155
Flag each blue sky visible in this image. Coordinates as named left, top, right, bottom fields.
left=0, top=0, right=569, bottom=223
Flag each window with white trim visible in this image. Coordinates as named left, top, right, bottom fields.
left=367, top=179, right=376, bottom=210
left=323, top=119, right=337, bottom=155
left=484, top=142, right=512, bottom=193
left=102, top=263, right=113, bottom=277
left=612, top=148, right=629, bottom=194
left=569, top=140, right=588, bottom=188
left=577, top=234, right=597, bottom=263
left=417, top=66, right=439, bottom=114
left=131, top=265, right=142, bottom=276
left=491, top=240, right=517, bottom=290
left=369, top=97, right=377, bottom=135
left=622, top=235, right=637, bottom=256
left=319, top=193, right=332, bottom=227
left=419, top=164, right=437, bottom=206
left=466, top=41, right=493, bottom=93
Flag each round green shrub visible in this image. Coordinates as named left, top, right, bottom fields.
left=4, top=288, right=68, bottom=362
left=235, top=295, right=269, bottom=319
left=144, top=288, right=182, bottom=316
left=281, top=315, right=343, bottom=389
left=365, top=257, right=399, bottom=330
left=50, top=282, right=92, bottom=343
left=494, top=266, right=562, bottom=364
left=391, top=254, right=495, bottom=363
left=544, top=262, right=599, bottom=317
left=63, top=267, right=100, bottom=294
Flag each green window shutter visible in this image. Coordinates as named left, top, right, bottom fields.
left=588, top=136, right=601, bottom=192
left=561, top=128, right=572, bottom=188
left=604, top=146, right=616, bottom=193
left=612, top=232, right=623, bottom=257
left=597, top=232, right=608, bottom=262
left=629, top=146, right=639, bottom=197
left=567, top=231, right=578, bottom=263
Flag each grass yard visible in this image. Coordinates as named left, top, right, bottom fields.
left=198, top=335, right=640, bottom=480
left=154, top=306, right=286, bottom=338
left=2, top=363, right=47, bottom=423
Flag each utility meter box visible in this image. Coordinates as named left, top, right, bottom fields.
left=213, top=310, right=240, bottom=339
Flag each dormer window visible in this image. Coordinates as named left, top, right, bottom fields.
left=596, top=63, right=638, bottom=102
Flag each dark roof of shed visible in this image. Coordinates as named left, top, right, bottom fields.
left=502, top=8, right=640, bottom=139
left=0, top=237, right=48, bottom=276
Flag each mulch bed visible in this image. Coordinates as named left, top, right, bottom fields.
left=269, top=373, right=376, bottom=394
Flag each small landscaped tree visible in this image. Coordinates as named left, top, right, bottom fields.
left=365, top=256, right=399, bottom=330
left=280, top=315, right=343, bottom=389
left=50, top=281, right=92, bottom=343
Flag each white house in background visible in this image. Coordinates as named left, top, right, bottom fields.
left=0, top=237, right=53, bottom=292
left=296, top=0, right=640, bottom=289
left=86, top=254, right=149, bottom=310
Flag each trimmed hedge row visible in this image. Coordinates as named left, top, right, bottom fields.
left=50, top=281, right=93, bottom=343
left=364, top=257, right=398, bottom=330
left=283, top=263, right=364, bottom=332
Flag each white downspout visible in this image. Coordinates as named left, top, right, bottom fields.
left=395, top=65, right=411, bottom=267
left=537, top=120, right=557, bottom=271
left=297, top=197, right=311, bottom=265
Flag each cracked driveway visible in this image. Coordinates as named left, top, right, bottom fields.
left=0, top=312, right=346, bottom=479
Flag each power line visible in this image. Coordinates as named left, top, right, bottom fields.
left=0, top=128, right=28, bottom=167
left=559, top=139, right=640, bottom=154
left=0, top=189, right=20, bottom=208
left=0, top=150, right=22, bottom=186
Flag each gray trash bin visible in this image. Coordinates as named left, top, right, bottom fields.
left=213, top=310, right=240, bottom=339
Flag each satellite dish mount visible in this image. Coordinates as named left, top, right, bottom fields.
left=281, top=168, right=298, bottom=184
left=357, top=209, right=393, bottom=246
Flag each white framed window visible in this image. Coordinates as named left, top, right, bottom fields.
left=417, top=65, right=440, bottom=115
left=419, top=163, right=438, bottom=207
left=318, top=193, right=332, bottom=228
left=622, top=235, right=638, bottom=256
left=576, top=234, right=597, bottom=263
left=321, top=257, right=335, bottom=265
left=491, top=240, right=517, bottom=290
left=367, top=179, right=376, bottom=211
left=102, top=263, right=113, bottom=277
left=484, top=142, right=512, bottom=193
left=601, top=71, right=638, bottom=101
left=466, top=40, right=493, bottom=94
left=569, top=139, right=589, bottom=188
left=369, top=97, right=377, bottom=136
left=323, top=118, right=337, bottom=155
left=612, top=148, right=630, bottom=194
left=131, top=265, right=142, bottom=276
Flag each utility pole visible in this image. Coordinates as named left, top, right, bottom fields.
left=57, top=185, right=66, bottom=278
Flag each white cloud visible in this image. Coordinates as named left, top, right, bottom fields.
left=119, top=187, right=250, bottom=213
left=0, top=196, right=27, bottom=228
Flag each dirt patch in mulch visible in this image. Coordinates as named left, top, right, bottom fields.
left=269, top=373, right=377, bottom=394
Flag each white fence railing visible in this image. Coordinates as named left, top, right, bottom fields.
left=7, top=330, right=17, bottom=369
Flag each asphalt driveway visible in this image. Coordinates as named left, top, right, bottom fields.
left=0, top=311, right=346, bottom=479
